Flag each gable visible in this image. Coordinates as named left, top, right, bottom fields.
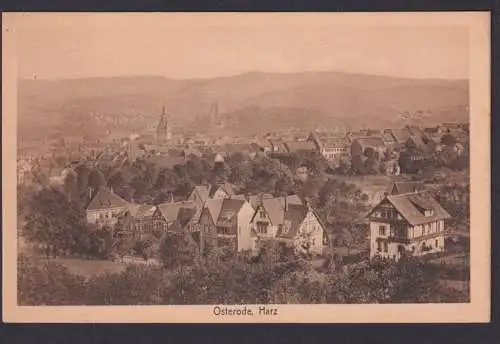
left=367, top=198, right=400, bottom=219
left=199, top=207, right=216, bottom=227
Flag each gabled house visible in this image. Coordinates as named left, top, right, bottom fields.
left=308, top=133, right=350, bottom=161
left=151, top=200, right=197, bottom=236
left=197, top=198, right=255, bottom=252
left=367, top=191, right=451, bottom=261
left=269, top=139, right=288, bottom=153
left=249, top=195, right=326, bottom=255
left=208, top=182, right=236, bottom=199
left=85, top=187, right=130, bottom=229
left=188, top=185, right=210, bottom=209
left=124, top=203, right=157, bottom=238
left=405, top=135, right=436, bottom=156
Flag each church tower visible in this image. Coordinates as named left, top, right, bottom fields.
left=157, top=105, right=172, bottom=142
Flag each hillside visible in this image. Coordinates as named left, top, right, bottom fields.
left=17, top=71, right=469, bottom=143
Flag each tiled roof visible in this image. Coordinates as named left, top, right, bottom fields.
left=157, top=201, right=196, bottom=222
left=376, top=191, right=451, bottom=226
left=259, top=195, right=304, bottom=226
left=276, top=204, right=309, bottom=239
left=390, top=129, right=412, bottom=143
left=208, top=182, right=236, bottom=198
left=126, top=204, right=156, bottom=218
left=86, top=188, right=129, bottom=211
left=321, top=137, right=349, bottom=148
left=200, top=198, right=247, bottom=226
left=391, top=182, right=426, bottom=195
left=247, top=193, right=274, bottom=209
left=216, top=198, right=247, bottom=225
left=355, top=137, right=386, bottom=149
left=284, top=141, right=317, bottom=153
left=192, top=185, right=210, bottom=203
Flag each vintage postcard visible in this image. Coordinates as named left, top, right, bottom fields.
left=3, top=12, right=490, bottom=323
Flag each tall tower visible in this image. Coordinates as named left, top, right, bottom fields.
left=209, top=102, right=222, bottom=127
left=156, top=105, right=172, bottom=142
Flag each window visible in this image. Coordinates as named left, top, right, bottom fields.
left=282, top=220, right=291, bottom=234
left=379, top=226, right=387, bottom=236
left=259, top=209, right=266, bottom=218
left=383, top=241, right=388, bottom=253
left=435, top=239, right=438, bottom=248
left=257, top=223, right=268, bottom=234
left=377, top=241, right=382, bottom=252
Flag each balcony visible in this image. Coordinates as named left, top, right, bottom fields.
left=388, top=230, right=447, bottom=244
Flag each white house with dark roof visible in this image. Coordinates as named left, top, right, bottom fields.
left=367, top=191, right=451, bottom=261
left=249, top=195, right=327, bottom=255
left=85, top=187, right=130, bottom=228
left=308, top=132, right=350, bottom=161
left=197, top=198, right=255, bottom=253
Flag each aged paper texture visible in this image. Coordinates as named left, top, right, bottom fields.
left=3, top=12, right=490, bottom=323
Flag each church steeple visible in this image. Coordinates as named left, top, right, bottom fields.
left=157, top=105, right=171, bottom=142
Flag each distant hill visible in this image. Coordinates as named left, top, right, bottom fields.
left=17, top=71, right=469, bottom=142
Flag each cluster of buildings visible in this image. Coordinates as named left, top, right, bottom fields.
left=19, top=106, right=460, bottom=263
left=85, top=183, right=328, bottom=257
left=17, top=106, right=469, bottom=189
left=84, top=178, right=452, bottom=262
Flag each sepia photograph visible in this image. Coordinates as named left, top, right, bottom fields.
left=2, top=12, right=490, bottom=323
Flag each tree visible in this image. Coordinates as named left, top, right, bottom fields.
left=88, top=169, right=106, bottom=190
left=159, top=232, right=199, bottom=268
left=112, top=218, right=136, bottom=261
left=62, top=169, right=79, bottom=202
left=18, top=254, right=87, bottom=305
left=351, top=154, right=366, bottom=175
left=158, top=232, right=199, bottom=301
left=441, top=134, right=458, bottom=146
left=88, top=226, right=114, bottom=259
left=365, top=156, right=380, bottom=175
left=23, top=188, right=90, bottom=258
left=108, top=170, right=132, bottom=201
left=85, top=265, right=163, bottom=305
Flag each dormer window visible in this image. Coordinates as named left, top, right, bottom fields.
left=259, top=209, right=266, bottom=218
left=424, top=209, right=434, bottom=217
left=282, top=220, right=291, bottom=234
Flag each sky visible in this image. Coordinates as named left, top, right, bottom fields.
left=11, top=13, right=470, bottom=80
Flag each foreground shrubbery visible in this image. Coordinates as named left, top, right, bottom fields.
left=18, top=253, right=469, bottom=306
